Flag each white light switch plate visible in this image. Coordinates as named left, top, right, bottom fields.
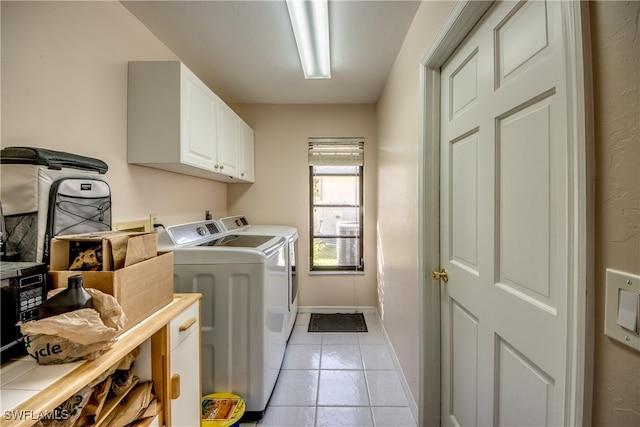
left=605, top=269, right=640, bottom=352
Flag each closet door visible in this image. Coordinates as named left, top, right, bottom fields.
left=439, top=1, right=572, bottom=425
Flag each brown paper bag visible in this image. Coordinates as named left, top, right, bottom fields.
left=33, top=386, right=92, bottom=427
left=104, top=381, right=155, bottom=427
left=20, top=288, right=126, bottom=364
left=89, top=348, right=139, bottom=388
left=76, top=376, right=112, bottom=426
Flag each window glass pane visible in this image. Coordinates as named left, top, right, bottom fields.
left=313, top=237, right=361, bottom=267
left=312, top=175, right=359, bottom=205
left=313, top=207, right=360, bottom=237
left=309, top=155, right=363, bottom=272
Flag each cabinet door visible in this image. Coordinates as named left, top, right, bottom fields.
left=169, top=302, right=201, bottom=426
left=170, top=331, right=200, bottom=426
left=181, top=66, right=218, bottom=170
left=216, top=101, right=240, bottom=177
left=237, top=119, right=255, bottom=182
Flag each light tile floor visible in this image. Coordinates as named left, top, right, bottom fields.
left=241, top=311, right=417, bottom=427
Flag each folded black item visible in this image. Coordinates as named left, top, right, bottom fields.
left=0, top=146, right=108, bottom=174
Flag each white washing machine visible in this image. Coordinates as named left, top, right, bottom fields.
left=219, top=215, right=298, bottom=338
left=158, top=220, right=289, bottom=420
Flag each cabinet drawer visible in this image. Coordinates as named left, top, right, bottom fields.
left=170, top=301, right=200, bottom=350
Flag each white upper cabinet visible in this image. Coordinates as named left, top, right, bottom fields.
left=237, top=118, right=255, bottom=182
left=216, top=100, right=240, bottom=178
left=182, top=68, right=218, bottom=171
left=127, top=61, right=254, bottom=183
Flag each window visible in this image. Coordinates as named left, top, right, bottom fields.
left=309, top=138, right=364, bottom=272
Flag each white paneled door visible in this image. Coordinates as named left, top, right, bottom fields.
left=439, top=1, right=575, bottom=425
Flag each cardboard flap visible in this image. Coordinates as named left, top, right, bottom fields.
left=124, top=233, right=158, bottom=267
left=50, top=231, right=158, bottom=272
left=109, top=235, right=131, bottom=270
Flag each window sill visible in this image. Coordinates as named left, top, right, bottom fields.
left=309, top=270, right=365, bottom=276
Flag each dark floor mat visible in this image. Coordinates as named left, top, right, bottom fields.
left=308, top=313, right=368, bottom=333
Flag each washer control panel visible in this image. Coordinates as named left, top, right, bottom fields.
left=166, top=221, right=223, bottom=245
left=219, top=215, right=250, bottom=232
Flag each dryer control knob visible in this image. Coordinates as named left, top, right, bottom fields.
left=196, top=226, right=207, bottom=236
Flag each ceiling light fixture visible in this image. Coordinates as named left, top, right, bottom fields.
left=286, top=0, right=331, bottom=79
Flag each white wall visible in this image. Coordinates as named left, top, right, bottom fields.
left=1, top=1, right=227, bottom=227
left=228, top=104, right=378, bottom=308
left=375, top=0, right=454, bottom=402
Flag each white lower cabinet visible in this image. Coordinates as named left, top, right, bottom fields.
left=168, top=300, right=201, bottom=426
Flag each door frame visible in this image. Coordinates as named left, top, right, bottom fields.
left=417, top=1, right=595, bottom=426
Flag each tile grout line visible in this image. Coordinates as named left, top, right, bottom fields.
left=250, top=310, right=416, bottom=426
left=359, top=336, right=377, bottom=426
left=314, top=332, right=322, bottom=426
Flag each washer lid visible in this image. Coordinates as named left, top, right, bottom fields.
left=198, top=234, right=274, bottom=248
left=218, top=215, right=298, bottom=239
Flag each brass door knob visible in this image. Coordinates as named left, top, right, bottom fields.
left=432, top=268, right=449, bottom=282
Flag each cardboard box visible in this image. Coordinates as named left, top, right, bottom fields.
left=48, top=232, right=173, bottom=331
left=49, top=230, right=158, bottom=272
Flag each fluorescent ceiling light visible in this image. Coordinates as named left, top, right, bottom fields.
left=286, top=0, right=331, bottom=79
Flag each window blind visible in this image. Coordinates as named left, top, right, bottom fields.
left=308, top=138, right=364, bottom=166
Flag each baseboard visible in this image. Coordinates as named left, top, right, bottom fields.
left=297, top=305, right=376, bottom=314
left=373, top=310, right=420, bottom=423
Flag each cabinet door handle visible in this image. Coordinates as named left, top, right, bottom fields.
left=171, top=374, right=181, bottom=399
left=179, top=317, right=197, bottom=332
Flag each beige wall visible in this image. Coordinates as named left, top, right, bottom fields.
left=590, top=2, right=640, bottom=426
left=375, top=1, right=454, bottom=401
left=228, top=104, right=378, bottom=308
left=1, top=1, right=228, bottom=227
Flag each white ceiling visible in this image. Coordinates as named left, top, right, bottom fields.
left=121, top=1, right=421, bottom=104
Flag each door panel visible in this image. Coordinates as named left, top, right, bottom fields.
left=450, top=131, right=479, bottom=273
left=498, top=97, right=553, bottom=302
left=440, top=1, right=568, bottom=425
left=450, top=49, right=479, bottom=119
left=450, top=301, right=479, bottom=427
left=496, top=0, right=550, bottom=84
left=496, top=338, right=554, bottom=426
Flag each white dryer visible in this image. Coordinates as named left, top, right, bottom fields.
left=158, top=220, right=289, bottom=421
left=219, top=215, right=298, bottom=338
